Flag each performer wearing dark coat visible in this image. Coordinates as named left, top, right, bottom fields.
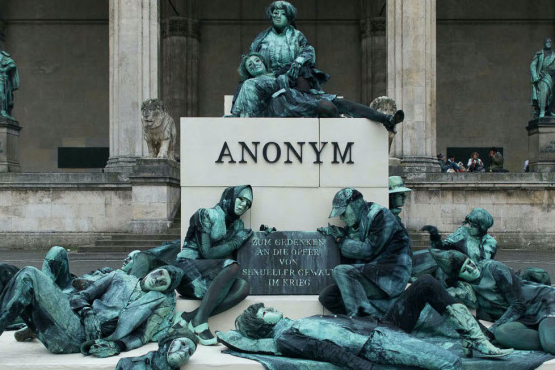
left=318, top=188, right=412, bottom=317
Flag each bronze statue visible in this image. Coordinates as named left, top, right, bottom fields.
left=531, top=37, right=555, bottom=118
left=0, top=42, right=19, bottom=119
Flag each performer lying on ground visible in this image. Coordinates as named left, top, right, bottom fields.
left=175, top=185, right=253, bottom=345
left=430, top=248, right=555, bottom=355
left=0, top=265, right=182, bottom=356
left=220, top=276, right=510, bottom=370
left=230, top=52, right=404, bottom=132
left=318, top=188, right=412, bottom=317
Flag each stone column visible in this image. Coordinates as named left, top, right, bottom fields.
left=105, top=0, right=160, bottom=173
left=360, top=17, right=386, bottom=105
left=162, top=16, right=200, bottom=157
left=387, top=0, right=439, bottom=172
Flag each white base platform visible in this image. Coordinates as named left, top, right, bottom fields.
left=177, top=295, right=327, bottom=333
left=2, top=295, right=554, bottom=369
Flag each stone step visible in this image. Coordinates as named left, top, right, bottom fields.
left=95, top=239, right=176, bottom=247
left=108, top=234, right=180, bottom=241
left=77, top=245, right=153, bottom=253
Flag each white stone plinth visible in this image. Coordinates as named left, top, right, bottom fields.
left=180, top=117, right=389, bottom=233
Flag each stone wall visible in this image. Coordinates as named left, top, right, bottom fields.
left=0, top=173, right=131, bottom=249
left=436, top=0, right=555, bottom=172
left=2, top=0, right=109, bottom=172
left=403, top=173, right=555, bottom=250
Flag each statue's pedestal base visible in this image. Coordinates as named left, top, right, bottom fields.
left=527, top=117, right=555, bottom=172
left=128, top=158, right=180, bottom=233
left=0, top=117, right=21, bottom=173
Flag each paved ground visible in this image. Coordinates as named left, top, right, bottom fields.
left=2, top=249, right=555, bottom=278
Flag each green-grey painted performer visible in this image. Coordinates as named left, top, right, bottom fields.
left=231, top=1, right=404, bottom=131
left=0, top=265, right=181, bottom=355
left=531, top=37, right=555, bottom=118
left=430, top=248, right=555, bottom=355
left=231, top=52, right=403, bottom=131
left=115, top=324, right=198, bottom=370
left=175, top=185, right=253, bottom=345
left=317, top=188, right=412, bottom=317
left=388, top=176, right=412, bottom=225
left=218, top=286, right=509, bottom=370
left=0, top=42, right=19, bottom=119
left=422, top=208, right=497, bottom=264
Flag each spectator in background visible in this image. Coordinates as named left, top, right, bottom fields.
left=467, top=152, right=485, bottom=172
left=437, top=153, right=449, bottom=173
left=524, top=159, right=530, bottom=172
left=489, top=147, right=505, bottom=172
left=447, top=155, right=461, bottom=172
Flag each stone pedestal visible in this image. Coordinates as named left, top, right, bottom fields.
left=128, top=158, right=180, bottom=233
left=0, top=117, right=21, bottom=172
left=387, top=0, right=439, bottom=173
left=105, top=0, right=161, bottom=173
left=527, top=117, right=555, bottom=172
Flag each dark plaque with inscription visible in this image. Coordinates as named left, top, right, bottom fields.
left=237, top=231, right=340, bottom=295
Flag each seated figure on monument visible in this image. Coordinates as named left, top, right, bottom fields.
left=430, top=248, right=555, bottom=355
left=0, top=265, right=182, bottom=356
left=217, top=279, right=510, bottom=370
left=317, top=188, right=412, bottom=317
left=231, top=52, right=403, bottom=132
left=0, top=42, right=19, bottom=120
left=531, top=37, right=555, bottom=118
left=175, top=185, right=253, bottom=346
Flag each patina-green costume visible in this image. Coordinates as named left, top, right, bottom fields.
left=319, top=199, right=412, bottom=316
left=249, top=25, right=329, bottom=90
left=176, top=185, right=251, bottom=299
left=115, top=325, right=198, bottom=370
left=0, top=266, right=180, bottom=354
left=432, top=226, right=497, bottom=263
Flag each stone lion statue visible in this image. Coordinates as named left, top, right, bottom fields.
left=370, top=96, right=397, bottom=153
left=141, top=98, right=177, bottom=161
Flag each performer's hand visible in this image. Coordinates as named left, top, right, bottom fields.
left=317, top=226, right=332, bottom=236
left=83, top=310, right=102, bottom=341
left=89, top=339, right=120, bottom=358
left=259, top=224, right=277, bottom=235
left=236, top=228, right=253, bottom=242
left=286, top=61, right=301, bottom=80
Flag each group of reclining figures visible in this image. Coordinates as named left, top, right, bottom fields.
left=1, top=1, right=554, bottom=369
left=1, top=178, right=555, bottom=369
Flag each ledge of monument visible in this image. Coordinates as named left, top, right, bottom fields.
left=405, top=172, right=555, bottom=185
left=0, top=172, right=128, bottom=187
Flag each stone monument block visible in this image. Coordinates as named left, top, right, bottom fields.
left=180, top=117, right=389, bottom=232
left=0, top=117, right=21, bottom=172
left=237, top=231, right=340, bottom=295
left=527, top=117, right=555, bottom=172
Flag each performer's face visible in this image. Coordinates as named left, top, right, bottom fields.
left=234, top=188, right=253, bottom=216
left=271, top=8, right=289, bottom=29
left=142, top=268, right=171, bottom=291
left=256, top=306, right=283, bottom=324
left=167, top=337, right=196, bottom=367
left=390, top=192, right=408, bottom=210
left=545, top=38, right=552, bottom=49
left=340, top=204, right=358, bottom=227
left=465, top=221, right=481, bottom=237
left=245, top=56, right=267, bottom=78
left=459, top=259, right=480, bottom=281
